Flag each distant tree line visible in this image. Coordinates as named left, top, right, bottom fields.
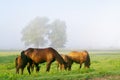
left=21, top=17, right=67, bottom=48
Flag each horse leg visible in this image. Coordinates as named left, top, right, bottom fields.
left=62, top=64, right=66, bottom=70
left=31, top=64, right=34, bottom=72
left=46, top=61, right=52, bottom=72
left=57, top=62, right=60, bottom=70
left=68, top=64, right=72, bottom=71
left=16, top=67, right=19, bottom=74
left=79, top=63, right=82, bottom=69
left=68, top=61, right=73, bottom=71
left=27, top=64, right=31, bottom=74
left=21, top=68, right=24, bottom=75
left=35, top=64, right=40, bottom=72
left=60, top=64, right=63, bottom=70
left=60, top=64, right=65, bottom=70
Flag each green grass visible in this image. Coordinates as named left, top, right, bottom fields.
left=0, top=51, right=120, bottom=80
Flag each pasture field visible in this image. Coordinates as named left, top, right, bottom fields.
left=0, top=50, right=120, bottom=80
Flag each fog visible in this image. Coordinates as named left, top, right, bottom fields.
left=0, top=0, right=120, bottom=50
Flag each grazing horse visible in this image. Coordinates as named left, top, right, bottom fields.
left=67, top=50, right=91, bottom=69
left=15, top=55, right=28, bottom=74
left=57, top=54, right=73, bottom=71
left=21, top=47, right=67, bottom=72
left=15, top=55, right=35, bottom=74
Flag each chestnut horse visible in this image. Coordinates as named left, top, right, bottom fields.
left=57, top=54, right=73, bottom=71
left=15, top=55, right=35, bottom=74
left=21, top=47, right=67, bottom=72
left=15, top=55, right=28, bottom=74
left=68, top=50, right=90, bottom=69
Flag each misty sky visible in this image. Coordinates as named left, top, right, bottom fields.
left=0, top=0, right=120, bottom=50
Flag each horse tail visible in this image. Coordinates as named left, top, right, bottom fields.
left=50, top=47, right=67, bottom=68
left=21, top=51, right=25, bottom=58
left=20, top=51, right=28, bottom=66
left=15, top=56, right=18, bottom=68
left=84, top=50, right=91, bottom=68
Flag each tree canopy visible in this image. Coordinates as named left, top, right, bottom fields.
left=48, top=19, right=67, bottom=48
left=21, top=17, right=67, bottom=48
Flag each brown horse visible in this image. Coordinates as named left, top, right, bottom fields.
left=67, top=50, right=90, bottom=69
left=15, top=55, right=28, bottom=74
left=15, top=55, right=35, bottom=74
left=57, top=54, right=73, bottom=71
left=21, top=47, right=67, bottom=72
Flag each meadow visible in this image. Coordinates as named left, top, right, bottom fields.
left=0, top=50, right=120, bottom=80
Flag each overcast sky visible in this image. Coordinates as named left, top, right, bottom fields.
left=0, top=0, right=120, bottom=50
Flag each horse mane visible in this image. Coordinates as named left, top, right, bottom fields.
left=26, top=48, right=34, bottom=53
left=84, top=51, right=91, bottom=67
left=49, top=47, right=67, bottom=65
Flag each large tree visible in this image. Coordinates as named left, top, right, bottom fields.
left=48, top=19, right=67, bottom=48
left=21, top=17, right=49, bottom=47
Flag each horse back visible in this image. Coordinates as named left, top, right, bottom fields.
left=68, top=51, right=89, bottom=63
left=24, top=48, right=55, bottom=63
left=68, top=52, right=81, bottom=63
left=15, top=56, right=23, bottom=69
